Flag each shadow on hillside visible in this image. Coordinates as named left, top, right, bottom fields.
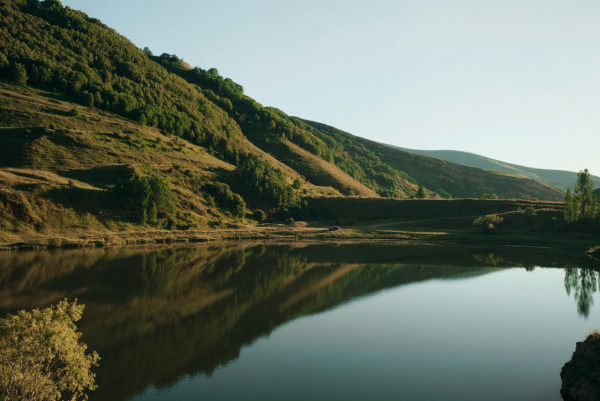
left=42, top=185, right=114, bottom=216
left=61, top=165, right=132, bottom=189
left=0, top=127, right=49, bottom=167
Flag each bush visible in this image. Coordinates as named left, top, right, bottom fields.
left=480, top=193, right=498, bottom=200
left=253, top=209, right=267, bottom=222
left=436, top=188, right=452, bottom=199
left=473, top=214, right=504, bottom=233
left=524, top=206, right=537, bottom=217
left=203, top=183, right=245, bottom=217
left=0, top=299, right=99, bottom=401
left=113, top=172, right=176, bottom=225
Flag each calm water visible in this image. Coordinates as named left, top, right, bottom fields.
left=1, top=243, right=599, bottom=401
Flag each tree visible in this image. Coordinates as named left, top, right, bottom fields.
left=415, top=187, right=425, bottom=199
left=565, top=169, right=599, bottom=223
left=574, top=169, right=596, bottom=219
left=0, top=299, right=99, bottom=401
left=114, top=172, right=176, bottom=225
left=10, top=63, right=27, bottom=86
left=564, top=189, right=576, bottom=223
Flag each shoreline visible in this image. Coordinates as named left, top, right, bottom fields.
left=1, top=223, right=598, bottom=254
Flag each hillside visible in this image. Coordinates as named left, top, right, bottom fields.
left=391, top=146, right=599, bottom=192
left=0, top=0, right=567, bottom=244
left=299, top=120, right=563, bottom=201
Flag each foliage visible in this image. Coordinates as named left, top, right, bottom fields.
left=0, top=0, right=567, bottom=214
left=235, top=155, right=297, bottom=210
left=114, top=172, right=175, bottom=225
left=0, top=299, right=99, bottom=401
left=153, top=54, right=416, bottom=198
left=480, top=193, right=498, bottom=200
left=473, top=214, right=504, bottom=233
left=564, top=189, right=576, bottom=223
left=10, top=62, right=27, bottom=85
left=564, top=169, right=599, bottom=223
left=253, top=209, right=266, bottom=222
left=436, top=188, right=452, bottom=199
left=203, top=183, right=245, bottom=217
left=0, top=0, right=245, bottom=164
left=524, top=206, right=537, bottom=217
left=415, top=186, right=426, bottom=199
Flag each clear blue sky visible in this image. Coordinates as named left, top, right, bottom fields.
left=63, top=0, right=600, bottom=175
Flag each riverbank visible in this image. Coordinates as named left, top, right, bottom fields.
left=1, top=221, right=598, bottom=254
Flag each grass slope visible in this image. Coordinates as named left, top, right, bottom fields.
left=0, top=84, right=326, bottom=242
left=0, top=0, right=575, bottom=247
left=392, top=146, right=599, bottom=192
left=301, top=120, right=564, bottom=201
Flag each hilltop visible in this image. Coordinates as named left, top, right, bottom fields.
left=0, top=0, right=569, bottom=246
left=391, top=146, right=599, bottom=192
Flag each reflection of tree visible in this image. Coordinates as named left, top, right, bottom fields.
left=564, top=266, right=600, bottom=317
left=472, top=253, right=505, bottom=267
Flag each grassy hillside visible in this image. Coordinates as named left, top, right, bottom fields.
left=392, top=147, right=599, bottom=192
left=155, top=52, right=563, bottom=201
left=301, top=120, right=564, bottom=201
left=0, top=0, right=569, bottom=245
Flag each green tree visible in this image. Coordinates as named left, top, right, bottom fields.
left=415, top=187, right=425, bottom=199
left=10, top=63, right=27, bottom=85
left=114, top=172, right=176, bottom=225
left=235, top=155, right=297, bottom=210
left=204, top=183, right=246, bottom=217
left=564, top=189, right=576, bottom=223
left=574, top=169, right=597, bottom=219
left=0, top=299, right=99, bottom=401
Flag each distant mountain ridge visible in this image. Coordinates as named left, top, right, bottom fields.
left=389, top=147, right=597, bottom=192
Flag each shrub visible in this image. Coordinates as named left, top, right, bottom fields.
left=524, top=206, right=537, bottom=217
left=253, top=209, right=267, bottom=222
left=436, top=188, right=452, bottom=199
left=203, top=183, right=245, bottom=217
left=473, top=214, right=504, bottom=233
left=113, top=172, right=176, bottom=225
left=480, top=193, right=498, bottom=200
left=0, top=299, right=99, bottom=401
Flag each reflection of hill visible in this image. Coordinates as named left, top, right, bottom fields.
left=0, top=244, right=595, bottom=401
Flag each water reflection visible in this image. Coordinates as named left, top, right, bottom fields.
left=564, top=266, right=600, bottom=317
left=0, top=243, right=596, bottom=401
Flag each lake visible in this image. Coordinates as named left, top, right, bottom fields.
left=0, top=242, right=599, bottom=401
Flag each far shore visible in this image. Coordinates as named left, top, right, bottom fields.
left=1, top=221, right=598, bottom=255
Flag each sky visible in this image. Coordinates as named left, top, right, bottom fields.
left=63, top=0, right=600, bottom=175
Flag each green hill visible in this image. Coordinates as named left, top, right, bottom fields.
left=0, top=0, right=566, bottom=243
left=391, top=147, right=598, bottom=192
